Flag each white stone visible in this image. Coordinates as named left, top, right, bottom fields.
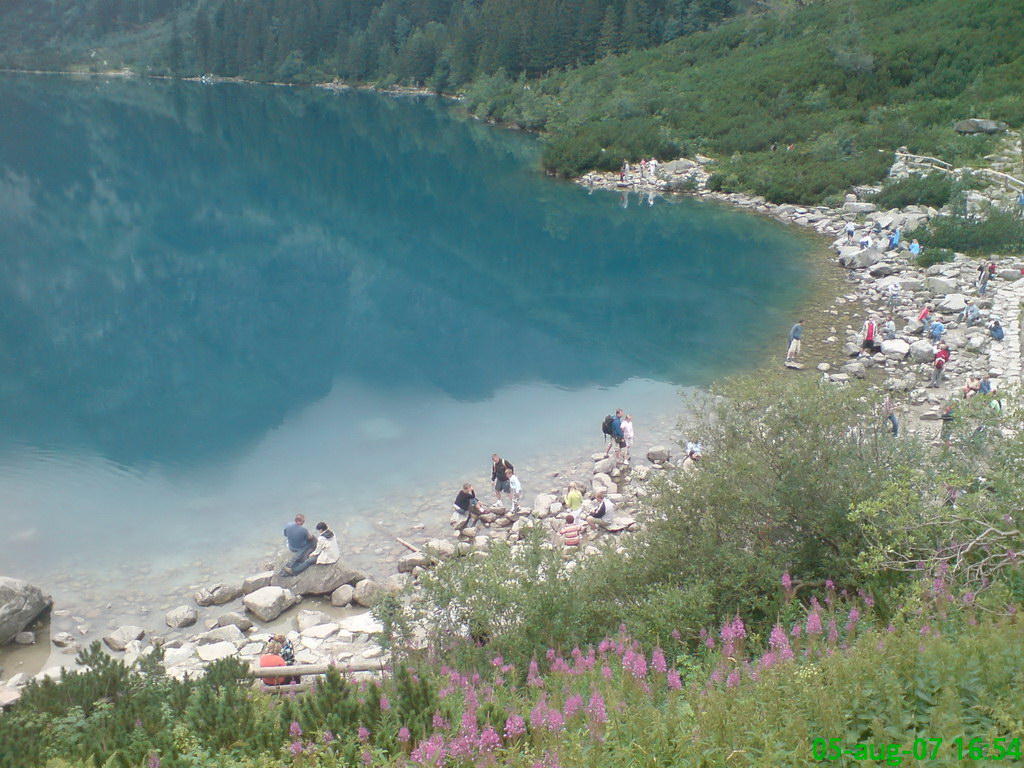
left=197, top=641, right=237, bottom=662
left=242, top=571, right=274, bottom=595
left=242, top=586, right=298, bottom=622
left=302, top=623, right=340, bottom=640
left=338, top=612, right=384, bottom=635
left=331, top=584, right=355, bottom=607
left=103, top=625, right=145, bottom=652
left=880, top=339, right=910, bottom=358
left=165, top=605, right=198, bottom=629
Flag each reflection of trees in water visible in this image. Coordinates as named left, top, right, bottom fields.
left=0, top=76, right=810, bottom=466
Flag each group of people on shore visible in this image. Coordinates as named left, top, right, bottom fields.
left=619, top=158, right=660, bottom=183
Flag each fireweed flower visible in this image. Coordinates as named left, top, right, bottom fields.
left=545, top=708, right=565, bottom=732
left=479, top=725, right=502, bottom=752
left=827, top=618, right=839, bottom=644
left=846, top=608, right=860, bottom=633
left=781, top=571, right=792, bottom=591
left=671, top=628, right=681, bottom=641
left=358, top=726, right=370, bottom=742
left=731, top=616, right=746, bottom=639
left=726, top=670, right=740, bottom=687
left=399, top=727, right=411, bottom=743
left=290, top=741, right=303, bottom=756
left=505, top=713, right=526, bottom=739
left=527, top=659, right=544, bottom=687
left=587, top=691, right=607, bottom=724
left=791, top=622, right=802, bottom=638
left=667, top=669, right=683, bottom=690
left=380, top=695, right=391, bottom=711
left=563, top=694, right=584, bottom=718
left=530, top=698, right=549, bottom=730
left=432, top=712, right=450, bottom=731
left=651, top=647, right=667, bottom=674
left=806, top=610, right=823, bottom=636
left=323, top=730, right=335, bottom=744
left=361, top=751, right=373, bottom=766
left=147, top=754, right=160, bottom=768
left=289, top=721, right=303, bottom=737
left=601, top=665, right=613, bottom=680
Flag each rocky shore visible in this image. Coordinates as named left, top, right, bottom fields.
left=4, top=126, right=1022, bottom=708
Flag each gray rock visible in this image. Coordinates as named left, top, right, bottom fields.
left=103, top=625, right=145, bottom=652
left=242, top=586, right=298, bottom=622
left=646, top=446, right=671, bottom=463
left=843, top=202, right=877, bottom=214
left=954, top=118, right=1008, bottom=135
left=194, top=583, right=243, bottom=607
left=385, top=573, right=410, bottom=592
left=841, top=361, right=867, bottom=379
left=13, top=631, right=35, bottom=645
left=52, top=631, right=77, bottom=648
left=532, top=493, right=558, bottom=513
left=839, top=247, right=881, bottom=269
left=592, top=456, right=616, bottom=475
left=909, top=340, right=935, bottom=362
left=272, top=558, right=365, bottom=596
left=449, top=511, right=469, bottom=531
left=843, top=342, right=861, bottom=357
left=0, top=577, right=52, bottom=645
left=196, top=641, right=237, bottom=662
left=196, top=625, right=245, bottom=645
left=880, top=339, right=910, bottom=358
left=0, top=687, right=21, bottom=708
left=331, top=584, right=355, bottom=607
left=937, top=293, right=968, bottom=313
left=904, top=319, right=924, bottom=335
left=423, top=539, right=457, bottom=561
left=398, top=552, right=431, bottom=573
left=997, top=269, right=1021, bottom=281
left=296, top=609, right=332, bottom=631
left=353, top=579, right=384, bottom=608
left=591, top=473, right=617, bottom=495
left=163, top=643, right=196, bottom=666
left=215, top=612, right=254, bottom=632
left=242, top=571, right=274, bottom=595
left=924, top=277, right=957, bottom=296
left=165, top=605, right=198, bottom=629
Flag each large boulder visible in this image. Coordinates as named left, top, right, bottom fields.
left=592, top=456, right=616, bottom=475
left=937, top=293, right=968, bottom=313
left=997, top=269, right=1022, bottom=282
left=165, top=605, right=198, bottom=629
left=331, top=584, right=354, bottom=607
left=103, top=625, right=145, bottom=652
left=954, top=118, right=1008, bottom=135
left=242, top=571, right=274, bottom=595
left=909, top=340, right=935, bottom=362
left=398, top=552, right=431, bottom=573
left=242, top=586, right=298, bottom=622
left=272, top=558, right=365, bottom=596
left=296, top=609, right=332, bottom=632
left=842, top=201, right=877, bottom=214
left=353, top=579, right=384, bottom=608
left=646, top=446, right=671, bottom=463
left=194, top=583, right=243, bottom=607
left=838, top=247, right=881, bottom=269
left=880, top=339, right=910, bottom=359
left=924, top=277, right=957, bottom=296
left=215, top=612, right=254, bottom=633
left=0, top=577, right=52, bottom=645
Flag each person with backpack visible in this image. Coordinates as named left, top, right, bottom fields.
left=860, top=316, right=878, bottom=356
left=603, top=409, right=625, bottom=461
left=930, top=342, right=950, bottom=388
left=490, top=454, right=514, bottom=506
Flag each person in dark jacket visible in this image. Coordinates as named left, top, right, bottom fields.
left=490, top=454, right=514, bottom=506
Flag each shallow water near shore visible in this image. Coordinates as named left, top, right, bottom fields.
left=0, top=73, right=814, bottom=663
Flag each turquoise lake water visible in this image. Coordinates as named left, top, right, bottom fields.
left=0, top=74, right=813, bottom=609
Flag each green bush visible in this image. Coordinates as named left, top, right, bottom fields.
left=914, top=246, right=955, bottom=268
left=920, top=206, right=1024, bottom=255
left=870, top=173, right=956, bottom=209
left=540, top=117, right=681, bottom=177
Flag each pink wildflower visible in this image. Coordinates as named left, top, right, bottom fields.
left=147, top=754, right=160, bottom=768
left=827, top=618, right=839, bottom=644
left=358, top=726, right=370, bottom=742
left=586, top=691, right=607, bottom=724
left=601, top=665, right=613, bottom=680
left=380, top=695, right=391, bottom=711
left=651, top=647, right=667, bottom=674
left=671, top=628, right=681, bottom=641
left=790, top=622, right=801, bottom=638
left=289, top=721, right=302, bottom=737
left=563, top=694, right=584, bottom=718
left=399, top=727, right=411, bottom=743
left=806, top=610, right=823, bottom=636
left=527, top=659, right=544, bottom=687
left=530, top=699, right=548, bottom=730
left=624, top=650, right=648, bottom=679
left=504, top=713, right=526, bottom=739
left=323, top=730, right=335, bottom=744
left=290, top=741, right=303, bottom=756
left=545, top=707, right=565, bottom=732
left=491, top=655, right=504, bottom=667
left=432, top=712, right=450, bottom=731
left=479, top=725, right=501, bottom=752
left=361, top=750, right=373, bottom=766
left=731, top=615, right=746, bottom=639
left=781, top=571, right=792, bottom=591
left=726, top=670, right=740, bottom=687
left=667, top=669, right=682, bottom=690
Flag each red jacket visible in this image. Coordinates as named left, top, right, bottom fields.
left=934, top=348, right=950, bottom=368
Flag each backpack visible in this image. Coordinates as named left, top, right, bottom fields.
left=601, top=415, right=615, bottom=436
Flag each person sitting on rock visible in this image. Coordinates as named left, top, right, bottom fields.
left=963, top=375, right=982, bottom=399
left=260, top=639, right=288, bottom=686
left=858, top=233, right=873, bottom=249
left=917, top=304, right=933, bottom=336
left=909, top=239, right=921, bottom=257
left=882, top=315, right=897, bottom=341
left=285, top=522, right=340, bottom=575
left=454, top=483, right=485, bottom=518
left=960, top=300, right=981, bottom=326
left=281, top=514, right=315, bottom=577
left=682, top=452, right=701, bottom=473
left=988, top=318, right=1005, bottom=341
left=589, top=489, right=615, bottom=523
left=563, top=483, right=583, bottom=514
left=560, top=514, right=584, bottom=548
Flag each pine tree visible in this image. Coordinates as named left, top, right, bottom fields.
left=598, top=5, right=621, bottom=57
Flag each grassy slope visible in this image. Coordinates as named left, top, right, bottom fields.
left=464, top=0, right=1024, bottom=203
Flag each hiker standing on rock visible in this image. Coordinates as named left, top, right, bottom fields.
left=860, top=316, right=878, bottom=356
left=786, top=319, right=804, bottom=363
left=930, top=342, right=950, bottom=388
left=882, top=394, right=899, bottom=437
left=491, top=454, right=514, bottom=507
left=603, top=409, right=625, bottom=462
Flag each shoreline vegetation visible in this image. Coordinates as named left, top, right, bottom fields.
left=2, top=0, right=1024, bottom=762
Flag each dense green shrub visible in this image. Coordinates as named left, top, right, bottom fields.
left=870, top=173, right=957, bottom=209
left=920, top=207, right=1024, bottom=255
left=540, top=117, right=681, bottom=177
left=914, top=246, right=956, bottom=268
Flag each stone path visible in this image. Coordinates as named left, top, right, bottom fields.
left=988, top=277, right=1024, bottom=387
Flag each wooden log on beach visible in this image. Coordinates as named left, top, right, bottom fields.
left=251, top=660, right=384, bottom=678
